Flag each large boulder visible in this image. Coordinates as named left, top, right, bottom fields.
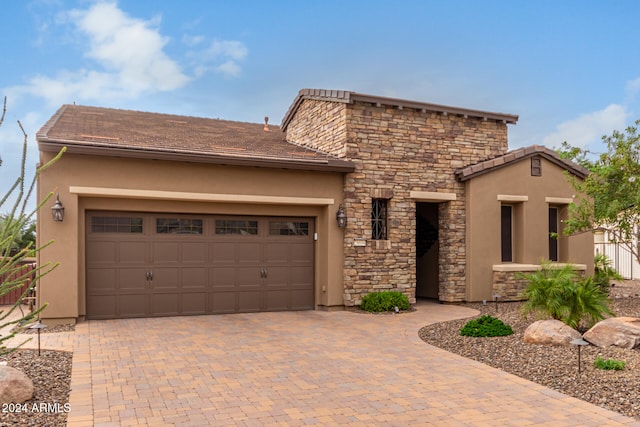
left=523, top=319, right=581, bottom=346
left=583, top=317, right=640, bottom=349
left=0, top=365, right=34, bottom=403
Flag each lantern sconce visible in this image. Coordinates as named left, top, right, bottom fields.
left=51, top=194, right=65, bottom=222
left=336, top=204, right=347, bottom=228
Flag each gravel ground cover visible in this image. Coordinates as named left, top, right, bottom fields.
left=0, top=349, right=71, bottom=427
left=419, top=281, right=640, bottom=421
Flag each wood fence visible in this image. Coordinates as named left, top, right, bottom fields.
left=0, top=259, right=36, bottom=305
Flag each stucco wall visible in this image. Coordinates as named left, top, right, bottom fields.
left=37, top=151, right=346, bottom=323
left=465, top=156, right=594, bottom=301
left=285, top=98, right=510, bottom=304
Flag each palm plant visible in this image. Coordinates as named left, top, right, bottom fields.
left=520, top=261, right=613, bottom=329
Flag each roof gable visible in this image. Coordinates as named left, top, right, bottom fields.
left=454, top=145, right=589, bottom=181
left=37, top=104, right=354, bottom=172
left=281, top=88, right=519, bottom=130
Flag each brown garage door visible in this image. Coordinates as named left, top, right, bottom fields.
left=86, top=212, right=314, bottom=319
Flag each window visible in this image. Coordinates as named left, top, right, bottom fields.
left=531, top=157, right=542, bottom=176
left=372, top=199, right=388, bottom=240
left=269, top=221, right=309, bottom=236
left=215, top=220, right=258, bottom=235
left=91, top=216, right=143, bottom=233
left=500, top=205, right=513, bottom=262
left=549, top=207, right=559, bottom=261
left=156, top=218, right=203, bottom=234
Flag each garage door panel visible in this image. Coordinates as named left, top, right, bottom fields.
left=182, top=293, right=206, bottom=314
left=86, top=242, right=116, bottom=264
left=212, top=242, right=236, bottom=263
left=119, top=294, right=147, bottom=317
left=150, top=267, right=179, bottom=290
left=87, top=268, right=116, bottom=292
left=291, top=266, right=314, bottom=287
left=238, top=290, right=261, bottom=312
left=152, top=242, right=179, bottom=264
left=87, top=212, right=314, bottom=319
left=265, top=266, right=289, bottom=288
left=151, top=293, right=179, bottom=316
left=264, top=243, right=289, bottom=262
left=292, top=244, right=313, bottom=262
left=118, top=268, right=148, bottom=291
left=237, top=268, right=262, bottom=288
left=87, top=295, right=116, bottom=319
left=211, top=267, right=237, bottom=288
left=181, top=268, right=207, bottom=289
left=236, top=242, right=261, bottom=264
left=291, top=289, right=314, bottom=310
left=118, top=241, right=147, bottom=264
left=182, top=242, right=208, bottom=263
left=266, top=290, right=289, bottom=311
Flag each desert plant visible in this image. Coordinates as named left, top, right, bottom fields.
left=0, top=96, right=64, bottom=355
left=459, top=315, right=514, bottom=337
left=360, top=291, right=410, bottom=312
left=594, top=356, right=626, bottom=370
left=593, top=253, right=622, bottom=293
left=519, top=261, right=613, bottom=329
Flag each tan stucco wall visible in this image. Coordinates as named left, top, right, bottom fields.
left=465, top=156, right=594, bottom=301
left=37, top=151, right=346, bottom=323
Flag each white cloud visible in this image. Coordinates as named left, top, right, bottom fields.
left=542, top=104, right=628, bottom=149
left=625, top=77, right=640, bottom=101
left=7, top=1, right=190, bottom=106
left=69, top=2, right=190, bottom=93
left=186, top=39, right=249, bottom=78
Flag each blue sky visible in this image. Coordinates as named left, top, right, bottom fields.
left=1, top=0, right=640, bottom=211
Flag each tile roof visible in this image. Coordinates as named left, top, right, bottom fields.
left=281, top=88, right=519, bottom=130
left=37, top=104, right=355, bottom=172
left=454, top=145, right=589, bottom=181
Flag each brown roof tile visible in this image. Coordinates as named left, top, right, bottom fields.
left=37, top=104, right=355, bottom=172
left=454, top=145, right=589, bottom=181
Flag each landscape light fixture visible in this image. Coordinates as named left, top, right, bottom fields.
left=570, top=338, right=590, bottom=376
left=336, top=204, right=347, bottom=228
left=51, top=194, right=64, bottom=222
left=29, top=320, right=47, bottom=356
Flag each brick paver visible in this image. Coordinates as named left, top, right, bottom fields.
left=9, top=302, right=640, bottom=426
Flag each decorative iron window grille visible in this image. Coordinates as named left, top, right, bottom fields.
left=372, top=199, right=388, bottom=240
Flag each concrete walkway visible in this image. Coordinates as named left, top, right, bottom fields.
left=6, top=302, right=640, bottom=426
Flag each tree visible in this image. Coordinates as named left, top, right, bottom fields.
left=0, top=96, right=65, bottom=355
left=558, top=119, right=640, bottom=262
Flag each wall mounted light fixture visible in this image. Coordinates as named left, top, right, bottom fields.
left=51, top=194, right=65, bottom=222
left=336, top=204, right=347, bottom=228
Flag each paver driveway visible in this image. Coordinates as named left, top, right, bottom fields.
left=65, top=301, right=640, bottom=426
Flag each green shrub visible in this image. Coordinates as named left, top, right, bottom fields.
left=594, top=356, right=626, bottom=370
left=593, top=253, right=622, bottom=293
left=459, top=315, right=514, bottom=337
left=519, top=261, right=613, bottom=329
left=360, top=291, right=410, bottom=312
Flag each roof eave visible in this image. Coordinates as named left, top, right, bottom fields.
left=281, top=88, right=519, bottom=131
left=37, top=140, right=356, bottom=173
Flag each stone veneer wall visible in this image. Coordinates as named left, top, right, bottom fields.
left=493, top=268, right=587, bottom=302
left=285, top=98, right=509, bottom=305
left=284, top=99, right=348, bottom=158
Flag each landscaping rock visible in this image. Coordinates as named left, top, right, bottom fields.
left=0, top=365, right=34, bottom=403
left=583, top=316, right=640, bottom=349
left=523, top=319, right=581, bottom=345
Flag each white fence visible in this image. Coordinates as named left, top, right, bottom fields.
left=595, top=241, right=640, bottom=280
